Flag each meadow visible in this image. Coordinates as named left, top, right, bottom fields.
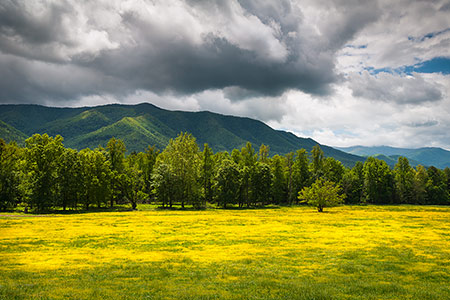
left=1, top=205, right=450, bottom=299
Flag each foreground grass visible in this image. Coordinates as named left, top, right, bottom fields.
left=1, top=205, right=450, bottom=299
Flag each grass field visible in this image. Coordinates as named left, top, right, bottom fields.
left=1, top=205, right=450, bottom=299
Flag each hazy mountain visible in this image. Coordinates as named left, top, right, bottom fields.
left=337, top=145, right=450, bottom=168
left=0, top=103, right=364, bottom=166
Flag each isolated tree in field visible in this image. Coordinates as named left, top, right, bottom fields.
left=298, top=178, right=345, bottom=212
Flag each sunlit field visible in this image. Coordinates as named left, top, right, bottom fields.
left=1, top=205, right=450, bottom=299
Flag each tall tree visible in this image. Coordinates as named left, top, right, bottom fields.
left=426, top=166, right=449, bottom=205
left=201, top=144, right=215, bottom=206
left=122, top=153, right=147, bottom=210
left=444, top=167, right=450, bottom=197
left=251, top=162, right=272, bottom=206
left=241, top=142, right=257, bottom=167
left=0, top=140, right=21, bottom=211
left=414, top=165, right=428, bottom=204
left=394, top=157, right=415, bottom=204
left=342, top=161, right=364, bottom=204
left=24, top=134, right=64, bottom=211
left=292, top=149, right=310, bottom=203
left=285, top=152, right=295, bottom=205
left=214, top=159, right=240, bottom=208
left=271, top=155, right=287, bottom=205
left=107, top=137, right=126, bottom=207
left=310, top=144, right=324, bottom=180
left=140, top=145, right=159, bottom=198
left=152, top=163, right=176, bottom=208
left=323, top=157, right=345, bottom=184
left=57, top=148, right=82, bottom=210
left=258, top=144, right=270, bottom=163
left=154, top=133, right=200, bottom=208
left=79, top=149, right=112, bottom=210
left=362, top=157, right=394, bottom=204
left=240, top=142, right=257, bottom=207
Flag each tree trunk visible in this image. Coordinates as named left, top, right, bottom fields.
left=318, top=206, right=323, bottom=212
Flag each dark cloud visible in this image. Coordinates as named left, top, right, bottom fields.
left=88, top=34, right=337, bottom=97
left=0, top=1, right=67, bottom=45
left=0, top=0, right=382, bottom=104
left=0, top=53, right=123, bottom=104
left=0, top=1, right=74, bottom=63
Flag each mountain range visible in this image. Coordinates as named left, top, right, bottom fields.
left=2, top=103, right=450, bottom=168
left=337, top=146, right=450, bottom=169
left=0, top=103, right=363, bottom=166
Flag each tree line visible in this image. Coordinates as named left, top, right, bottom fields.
left=1, top=132, right=449, bottom=212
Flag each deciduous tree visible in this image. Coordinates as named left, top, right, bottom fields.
left=298, top=178, right=345, bottom=212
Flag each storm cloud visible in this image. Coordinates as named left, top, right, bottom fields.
left=0, top=0, right=381, bottom=103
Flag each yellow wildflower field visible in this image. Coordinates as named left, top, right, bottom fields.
left=1, top=205, right=450, bottom=299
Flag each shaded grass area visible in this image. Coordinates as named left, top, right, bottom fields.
left=1, top=205, right=450, bottom=299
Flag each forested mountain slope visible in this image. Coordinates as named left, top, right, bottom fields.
left=0, top=103, right=364, bottom=166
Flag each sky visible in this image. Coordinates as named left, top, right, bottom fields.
left=1, top=0, right=450, bottom=149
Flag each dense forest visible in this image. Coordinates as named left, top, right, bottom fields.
left=1, top=132, right=449, bottom=212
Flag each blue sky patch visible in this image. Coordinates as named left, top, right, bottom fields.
left=404, top=57, right=450, bottom=74
left=366, top=57, right=450, bottom=75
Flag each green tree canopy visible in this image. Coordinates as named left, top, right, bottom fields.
left=0, top=139, right=22, bottom=211
left=154, top=132, right=201, bottom=208
left=394, top=157, right=415, bottom=203
left=298, top=178, right=345, bottom=212
left=25, top=134, right=64, bottom=211
left=214, top=158, right=240, bottom=208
